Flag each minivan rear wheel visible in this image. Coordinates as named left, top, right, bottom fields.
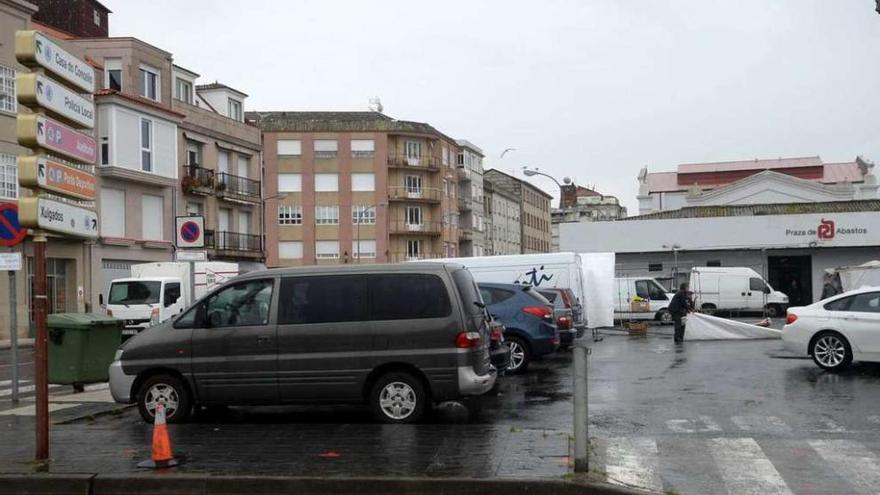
left=370, top=372, right=427, bottom=424
left=506, top=336, right=531, bottom=374
left=137, top=374, right=192, bottom=424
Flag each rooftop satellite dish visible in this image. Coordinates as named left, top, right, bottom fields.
left=369, top=97, right=383, bottom=113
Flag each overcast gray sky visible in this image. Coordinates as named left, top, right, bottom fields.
left=105, top=0, right=880, bottom=212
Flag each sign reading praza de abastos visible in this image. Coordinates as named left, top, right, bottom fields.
left=785, top=218, right=869, bottom=242
left=14, top=30, right=95, bottom=93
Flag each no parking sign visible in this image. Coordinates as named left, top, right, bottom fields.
left=175, top=216, right=204, bottom=248
left=0, top=203, right=27, bottom=247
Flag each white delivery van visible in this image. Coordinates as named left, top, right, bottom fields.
left=613, top=277, right=676, bottom=324
left=105, top=261, right=239, bottom=335
left=689, top=266, right=789, bottom=317
left=416, top=252, right=585, bottom=320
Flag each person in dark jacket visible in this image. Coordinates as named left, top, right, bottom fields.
left=668, top=283, right=692, bottom=343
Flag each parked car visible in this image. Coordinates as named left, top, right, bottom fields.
left=537, top=288, right=577, bottom=348
left=109, top=263, right=497, bottom=424
left=782, top=286, right=880, bottom=371
left=478, top=282, right=559, bottom=374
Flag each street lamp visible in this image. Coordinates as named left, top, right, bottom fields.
left=356, top=203, right=385, bottom=263
left=522, top=167, right=572, bottom=209
left=662, top=244, right=682, bottom=284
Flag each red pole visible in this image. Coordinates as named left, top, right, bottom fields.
left=33, top=233, right=48, bottom=461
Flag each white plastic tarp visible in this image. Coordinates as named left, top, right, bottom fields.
left=579, top=252, right=615, bottom=328
left=685, top=313, right=781, bottom=341
left=837, top=260, right=880, bottom=292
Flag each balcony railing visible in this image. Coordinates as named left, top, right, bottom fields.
left=389, top=220, right=443, bottom=235
left=216, top=172, right=261, bottom=203
left=387, top=154, right=441, bottom=171
left=388, top=186, right=442, bottom=203
left=182, top=165, right=215, bottom=195
left=205, top=230, right=262, bottom=254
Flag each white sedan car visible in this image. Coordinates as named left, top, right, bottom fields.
left=783, top=286, right=880, bottom=372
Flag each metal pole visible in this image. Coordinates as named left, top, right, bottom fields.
left=356, top=209, right=361, bottom=264
left=9, top=269, right=18, bottom=402
left=189, top=260, right=196, bottom=306
left=573, top=345, right=589, bottom=472
left=33, top=233, right=49, bottom=461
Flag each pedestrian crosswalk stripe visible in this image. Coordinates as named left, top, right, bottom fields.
left=808, top=440, right=880, bottom=494
left=731, top=415, right=791, bottom=434
left=708, top=438, right=793, bottom=495
left=604, top=437, right=663, bottom=492
left=666, top=415, right=722, bottom=433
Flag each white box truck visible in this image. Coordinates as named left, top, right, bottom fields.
left=105, top=261, right=239, bottom=335
left=613, top=277, right=676, bottom=324
left=689, top=266, right=789, bottom=317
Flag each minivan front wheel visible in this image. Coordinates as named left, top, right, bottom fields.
left=137, top=374, right=192, bottom=424
left=370, top=372, right=427, bottom=424
left=506, top=336, right=531, bottom=374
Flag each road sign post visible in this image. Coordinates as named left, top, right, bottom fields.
left=9, top=268, right=18, bottom=402
left=16, top=29, right=97, bottom=462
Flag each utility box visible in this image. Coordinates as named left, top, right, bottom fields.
left=47, top=313, right=123, bottom=385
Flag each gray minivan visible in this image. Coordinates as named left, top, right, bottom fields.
left=109, top=263, right=496, bottom=424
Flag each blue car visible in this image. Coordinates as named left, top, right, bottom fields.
left=478, top=282, right=559, bottom=373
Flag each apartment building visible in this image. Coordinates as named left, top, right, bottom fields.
left=248, top=111, right=462, bottom=266
left=483, top=178, right=522, bottom=255
left=484, top=169, right=553, bottom=254
left=456, top=140, right=486, bottom=257
left=173, top=75, right=263, bottom=269
left=551, top=184, right=627, bottom=251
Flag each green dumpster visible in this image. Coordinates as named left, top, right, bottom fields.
left=47, top=313, right=123, bottom=385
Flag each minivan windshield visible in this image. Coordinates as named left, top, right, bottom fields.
left=108, top=281, right=161, bottom=305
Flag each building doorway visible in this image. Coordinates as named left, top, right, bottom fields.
left=768, top=255, right=813, bottom=306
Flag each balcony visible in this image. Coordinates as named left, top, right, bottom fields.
left=459, top=228, right=474, bottom=241
left=387, top=154, right=441, bottom=171
left=216, top=172, right=261, bottom=204
left=388, top=253, right=443, bottom=263
left=182, top=165, right=215, bottom=195
left=205, top=230, right=263, bottom=259
left=457, top=166, right=472, bottom=181
left=388, top=186, right=442, bottom=203
left=389, top=220, right=442, bottom=236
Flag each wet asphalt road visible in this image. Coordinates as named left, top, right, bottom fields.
left=3, top=325, right=880, bottom=493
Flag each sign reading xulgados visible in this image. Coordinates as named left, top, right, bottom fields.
left=18, top=197, right=98, bottom=239
left=18, top=156, right=97, bottom=201
left=16, top=73, right=95, bottom=128
left=17, top=114, right=97, bottom=164
left=15, top=30, right=96, bottom=93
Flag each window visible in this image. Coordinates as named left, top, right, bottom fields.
left=237, top=155, right=249, bottom=178
left=648, top=263, right=663, bottom=272
left=371, top=274, right=451, bottom=320
left=315, top=173, right=339, bottom=192
left=406, top=206, right=422, bottom=225
left=315, top=240, right=340, bottom=259
left=203, top=279, right=274, bottom=328
left=278, top=173, right=302, bottom=192
left=278, top=275, right=369, bottom=324
left=649, top=282, right=668, bottom=301
left=315, top=205, right=339, bottom=225
left=351, top=173, right=375, bottom=191
left=185, top=140, right=201, bottom=167
left=218, top=150, right=230, bottom=174
left=354, top=239, right=376, bottom=259
left=164, top=283, right=181, bottom=307
left=0, top=64, right=16, bottom=113
left=93, top=9, right=101, bottom=25
left=351, top=139, right=375, bottom=158
left=405, top=141, right=421, bottom=160
left=101, top=188, right=125, bottom=237
left=109, top=281, right=160, bottom=305
left=480, top=287, right=515, bottom=305
left=443, top=146, right=449, bottom=166
left=707, top=260, right=722, bottom=267
left=314, top=139, right=338, bottom=159
left=139, top=66, right=159, bottom=101
left=352, top=205, right=376, bottom=225
left=175, top=78, right=192, bottom=104
left=228, top=99, right=242, bottom=121
left=405, top=175, right=422, bottom=193
left=140, top=118, right=152, bottom=172
left=141, top=195, right=163, bottom=240
left=635, top=280, right=651, bottom=300
left=406, top=239, right=422, bottom=258
left=846, top=292, right=880, bottom=313
left=277, top=140, right=302, bottom=156
left=101, top=137, right=109, bottom=165
left=452, top=269, right=484, bottom=316
left=278, top=241, right=303, bottom=259
left=186, top=202, right=203, bottom=216
left=0, top=154, right=17, bottom=199
left=279, top=205, right=303, bottom=225
left=749, top=278, right=767, bottom=292
left=824, top=297, right=852, bottom=312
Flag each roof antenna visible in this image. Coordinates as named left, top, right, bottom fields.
left=369, top=97, right=383, bottom=113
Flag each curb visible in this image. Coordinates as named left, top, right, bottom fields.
left=0, top=474, right=651, bottom=495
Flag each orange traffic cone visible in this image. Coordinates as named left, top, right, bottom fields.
left=137, top=403, right=180, bottom=468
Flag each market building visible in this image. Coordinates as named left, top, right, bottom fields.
left=561, top=155, right=880, bottom=307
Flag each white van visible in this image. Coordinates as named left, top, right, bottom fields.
left=416, top=253, right=585, bottom=325
left=689, top=266, right=789, bottom=317
left=105, top=262, right=239, bottom=335
left=614, top=277, right=676, bottom=324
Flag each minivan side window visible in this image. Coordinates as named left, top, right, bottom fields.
left=649, top=282, right=668, bottom=301
left=635, top=280, right=651, bottom=299
left=204, top=279, right=274, bottom=328
left=278, top=275, right=369, bottom=324
left=164, top=282, right=181, bottom=307
left=749, top=278, right=766, bottom=292
left=370, top=274, right=451, bottom=320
